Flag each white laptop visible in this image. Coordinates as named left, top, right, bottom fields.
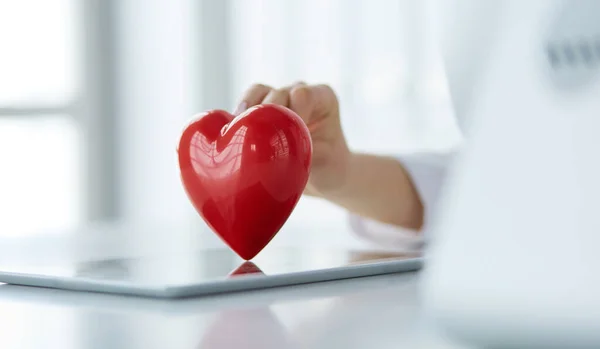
left=423, top=0, right=600, bottom=348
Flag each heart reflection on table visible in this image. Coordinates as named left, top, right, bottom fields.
left=198, top=262, right=296, bottom=348
left=197, top=306, right=296, bottom=349
left=228, top=261, right=265, bottom=277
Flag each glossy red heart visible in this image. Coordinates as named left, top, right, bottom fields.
left=178, top=104, right=312, bottom=260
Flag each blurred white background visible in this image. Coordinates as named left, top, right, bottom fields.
left=0, top=0, right=461, bottom=243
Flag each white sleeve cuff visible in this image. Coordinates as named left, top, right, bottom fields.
left=349, top=152, right=454, bottom=252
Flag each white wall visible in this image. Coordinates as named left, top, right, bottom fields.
left=114, top=0, right=199, bottom=226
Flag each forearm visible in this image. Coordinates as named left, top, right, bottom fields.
left=318, top=152, right=424, bottom=230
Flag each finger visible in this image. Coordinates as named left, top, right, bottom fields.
left=262, top=88, right=291, bottom=106
left=311, top=84, right=338, bottom=116
left=234, top=83, right=272, bottom=115
left=289, top=84, right=314, bottom=125
left=262, top=80, right=306, bottom=104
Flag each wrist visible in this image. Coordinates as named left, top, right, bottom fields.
left=315, top=151, right=425, bottom=230
left=312, top=149, right=354, bottom=199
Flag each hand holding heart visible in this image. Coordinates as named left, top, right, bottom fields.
left=236, top=82, right=351, bottom=197
left=178, top=83, right=349, bottom=260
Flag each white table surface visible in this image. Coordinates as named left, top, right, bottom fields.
left=0, top=221, right=470, bottom=349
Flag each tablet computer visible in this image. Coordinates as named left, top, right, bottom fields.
left=0, top=247, right=422, bottom=299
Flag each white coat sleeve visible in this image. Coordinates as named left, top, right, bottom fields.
left=349, top=152, right=454, bottom=252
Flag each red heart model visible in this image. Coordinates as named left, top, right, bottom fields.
left=178, top=104, right=312, bottom=260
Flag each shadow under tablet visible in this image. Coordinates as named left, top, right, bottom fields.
left=0, top=247, right=423, bottom=299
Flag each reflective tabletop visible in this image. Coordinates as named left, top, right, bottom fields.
left=0, top=273, right=467, bottom=349
left=0, top=222, right=466, bottom=349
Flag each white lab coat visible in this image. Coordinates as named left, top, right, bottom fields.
left=349, top=0, right=503, bottom=251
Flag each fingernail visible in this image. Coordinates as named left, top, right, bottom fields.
left=233, top=101, right=247, bottom=116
